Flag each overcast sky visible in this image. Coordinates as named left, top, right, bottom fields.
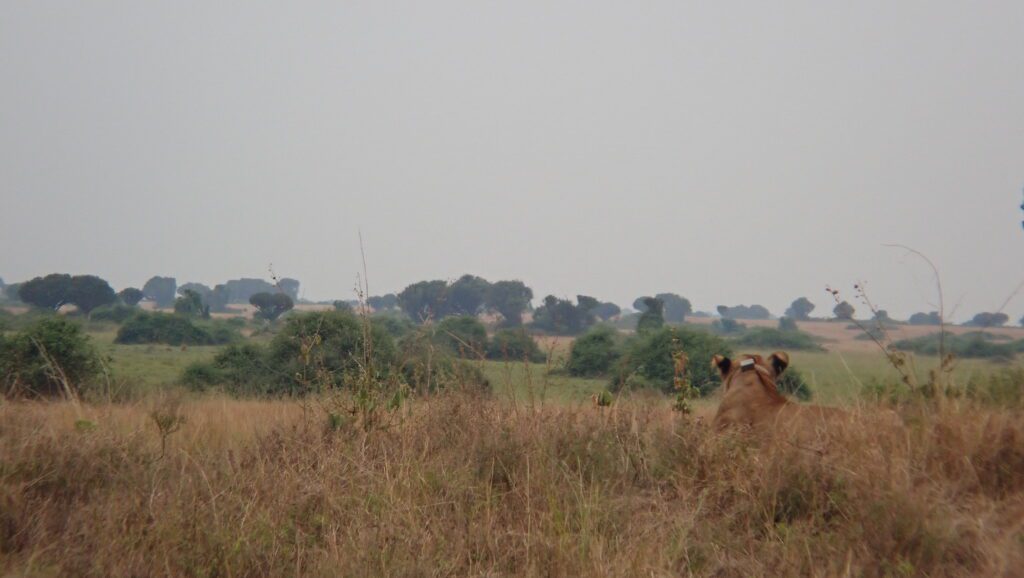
left=2, top=1, right=1022, bottom=321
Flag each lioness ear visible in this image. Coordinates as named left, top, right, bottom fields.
left=711, top=355, right=732, bottom=378
left=768, top=352, right=790, bottom=377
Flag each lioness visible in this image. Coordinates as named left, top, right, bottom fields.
left=711, top=351, right=846, bottom=433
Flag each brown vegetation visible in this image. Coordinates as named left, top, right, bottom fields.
left=1, top=392, right=1023, bottom=576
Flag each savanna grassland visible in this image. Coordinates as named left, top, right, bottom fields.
left=2, top=312, right=1024, bottom=577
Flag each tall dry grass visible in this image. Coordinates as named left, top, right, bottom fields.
left=1, top=394, right=1023, bottom=577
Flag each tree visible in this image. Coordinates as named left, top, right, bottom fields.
left=784, top=297, right=815, bottom=320
left=18, top=274, right=72, bottom=311
left=966, top=312, right=1009, bottom=328
left=567, top=326, right=620, bottom=376
left=531, top=295, right=597, bottom=335
left=67, top=275, right=116, bottom=315
left=222, top=278, right=277, bottom=303
left=485, top=280, right=533, bottom=326
left=592, top=301, right=621, bottom=321
left=833, top=301, right=855, bottom=320
left=118, top=287, right=145, bottom=306
left=250, top=292, right=294, bottom=321
left=908, top=311, right=941, bottom=325
left=143, top=276, right=177, bottom=308
left=873, top=310, right=895, bottom=324
left=717, top=304, right=772, bottom=320
left=447, top=275, right=491, bottom=316
left=207, top=284, right=231, bottom=312
left=278, top=278, right=300, bottom=301
left=636, top=297, right=665, bottom=334
left=398, top=280, right=449, bottom=321
left=367, top=294, right=399, bottom=311
left=175, top=289, right=209, bottom=318
left=486, top=328, right=544, bottom=362
left=778, top=316, right=799, bottom=332
left=1, top=317, right=103, bottom=398
left=633, top=293, right=692, bottom=323
left=3, top=283, right=22, bottom=303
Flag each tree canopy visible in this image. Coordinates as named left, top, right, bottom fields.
left=784, top=297, right=815, bottom=320
left=250, top=292, right=294, bottom=321
left=143, top=276, right=177, bottom=308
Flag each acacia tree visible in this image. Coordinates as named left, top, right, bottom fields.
left=447, top=275, right=491, bottom=316
left=398, top=280, right=449, bottom=321
left=175, top=289, right=209, bottom=318
left=592, top=301, right=621, bottom=321
left=967, top=312, right=1009, bottom=327
left=118, top=287, right=145, bottom=306
left=833, top=301, right=855, bottom=320
left=785, top=297, right=815, bottom=320
left=634, top=293, right=691, bottom=323
left=278, top=278, right=301, bottom=301
left=531, top=295, right=597, bottom=335
left=67, top=275, right=117, bottom=315
left=250, top=292, right=294, bottom=321
left=18, top=274, right=72, bottom=310
left=636, top=297, right=665, bottom=334
left=485, top=280, right=534, bottom=326
left=143, top=276, right=177, bottom=308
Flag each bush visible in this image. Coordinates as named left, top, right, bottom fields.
left=777, top=366, right=812, bottom=401
left=115, top=312, right=238, bottom=346
left=89, top=304, right=139, bottom=324
left=396, top=331, right=490, bottom=394
left=183, top=343, right=275, bottom=396
left=710, top=318, right=746, bottom=335
left=891, top=333, right=1017, bottom=360
left=435, top=316, right=488, bottom=357
left=372, top=311, right=416, bottom=339
left=612, top=327, right=732, bottom=395
left=733, top=327, right=824, bottom=352
left=777, top=317, right=798, bottom=332
left=566, top=326, right=621, bottom=377
left=487, top=328, right=544, bottom=362
left=0, top=317, right=104, bottom=398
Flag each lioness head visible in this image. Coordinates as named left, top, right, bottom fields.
left=711, top=351, right=789, bottom=396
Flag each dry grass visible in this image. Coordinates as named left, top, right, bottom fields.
left=1, top=393, right=1023, bottom=577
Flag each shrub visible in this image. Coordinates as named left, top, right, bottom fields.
left=733, top=327, right=824, bottom=352
left=0, top=317, right=103, bottom=398
left=486, top=328, right=544, bottom=362
left=396, top=331, right=490, bottom=393
left=372, top=311, right=416, bottom=339
left=183, top=343, right=275, bottom=396
left=777, top=317, right=798, bottom=332
left=891, top=333, right=1016, bottom=360
left=777, top=366, right=813, bottom=400
left=90, top=304, right=141, bottom=324
left=435, top=316, right=488, bottom=357
left=710, top=318, right=746, bottom=335
left=612, top=327, right=732, bottom=395
left=635, top=297, right=665, bottom=334
left=115, top=312, right=238, bottom=346
left=567, top=327, right=621, bottom=377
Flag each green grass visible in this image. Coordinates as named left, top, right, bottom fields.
left=479, top=359, right=609, bottom=404
left=89, top=329, right=222, bottom=388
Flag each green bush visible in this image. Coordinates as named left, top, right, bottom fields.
left=371, top=311, right=415, bottom=339
left=733, top=327, right=824, bottom=352
left=777, top=366, right=813, bottom=401
left=0, top=317, right=104, bottom=398
left=710, top=318, right=746, bottom=335
left=435, top=316, right=488, bottom=357
left=566, top=326, right=621, bottom=377
left=89, top=304, right=139, bottom=324
left=396, top=330, right=490, bottom=393
left=115, top=312, right=239, bottom=346
left=486, top=328, right=544, bottom=362
left=612, top=327, right=732, bottom=395
left=183, top=343, right=275, bottom=396
left=891, top=333, right=1017, bottom=360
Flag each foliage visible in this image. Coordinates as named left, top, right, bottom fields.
left=567, top=326, right=621, bottom=377
left=278, top=278, right=301, bottom=301
left=67, top=275, right=117, bottom=315
left=777, top=316, right=798, bottom=332
left=485, top=280, right=533, bottom=326
left=909, top=311, right=942, bottom=325
left=447, top=275, right=491, bottom=316
left=435, top=315, right=488, bottom=357
left=174, top=289, right=210, bottom=318
left=368, top=294, right=399, bottom=311
left=142, top=276, right=177, bottom=307
left=717, top=304, right=772, bottom=320
left=635, top=293, right=692, bottom=323
left=833, top=300, right=855, bottom=320
left=398, top=280, right=450, bottom=321
left=891, top=333, right=1019, bottom=360
left=635, top=297, right=665, bottom=334
left=710, top=318, right=746, bottom=335
left=395, top=331, right=490, bottom=394
left=249, top=292, right=294, bottom=321
left=591, top=301, right=621, bottom=321
left=183, top=343, right=274, bottom=395
left=530, top=295, right=597, bottom=335
left=777, top=366, right=813, bottom=401
left=784, top=297, right=815, bottom=320
left=612, top=327, right=732, bottom=395
left=89, top=304, right=139, bottom=324
left=0, top=317, right=103, bottom=398
left=115, top=312, right=238, bottom=346
left=222, top=278, right=278, bottom=303
left=17, top=274, right=72, bottom=310
left=965, top=312, right=1009, bottom=328
left=732, top=327, right=824, bottom=352
left=2, top=282, right=23, bottom=303
left=486, top=328, right=544, bottom=362
left=371, top=311, right=415, bottom=339
left=117, top=287, right=145, bottom=307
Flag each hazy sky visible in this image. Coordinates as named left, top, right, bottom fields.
left=2, top=1, right=1022, bottom=321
